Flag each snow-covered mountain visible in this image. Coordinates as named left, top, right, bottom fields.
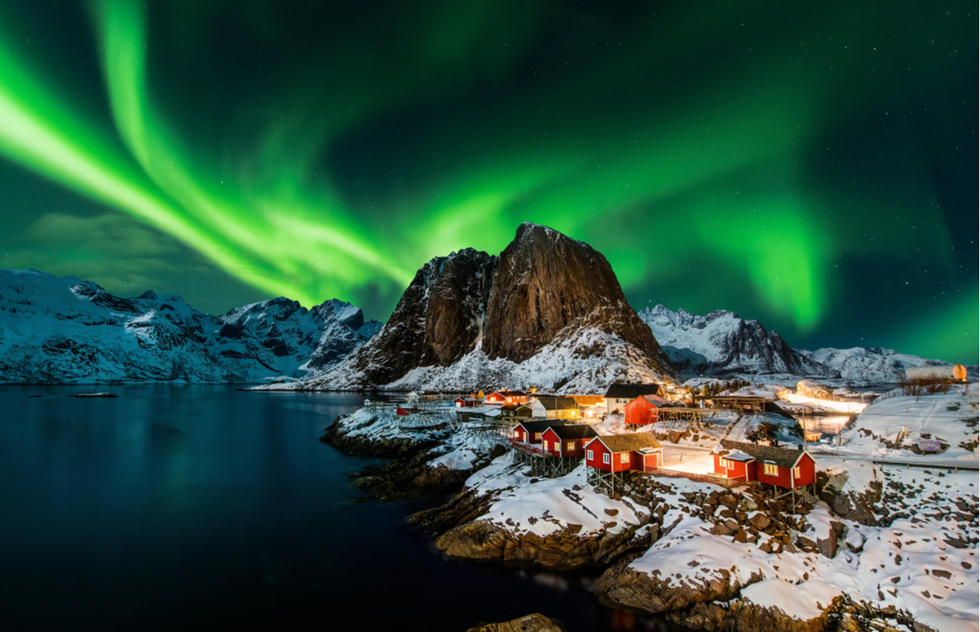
left=637, top=305, right=837, bottom=378
left=798, top=347, right=950, bottom=383
left=637, top=304, right=960, bottom=384
left=0, top=269, right=379, bottom=383
left=298, top=223, right=677, bottom=392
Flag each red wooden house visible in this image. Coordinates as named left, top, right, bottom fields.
left=713, top=440, right=816, bottom=490
left=585, top=434, right=664, bottom=473
left=485, top=390, right=529, bottom=406
left=623, top=394, right=671, bottom=426
left=511, top=420, right=563, bottom=444
left=541, top=425, right=599, bottom=458
left=453, top=397, right=479, bottom=408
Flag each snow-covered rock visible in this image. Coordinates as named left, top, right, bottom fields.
left=637, top=305, right=837, bottom=378
left=0, top=269, right=378, bottom=383
left=800, top=346, right=956, bottom=383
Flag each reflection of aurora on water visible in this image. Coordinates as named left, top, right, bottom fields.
left=0, top=1, right=975, bottom=361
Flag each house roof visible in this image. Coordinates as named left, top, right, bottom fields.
left=590, top=433, right=663, bottom=453
left=631, top=394, right=670, bottom=406
left=604, top=383, right=663, bottom=399
left=721, top=450, right=755, bottom=463
left=763, top=401, right=795, bottom=419
left=515, top=420, right=566, bottom=433
left=492, top=390, right=527, bottom=397
left=533, top=396, right=579, bottom=410
left=545, top=425, right=599, bottom=440
left=719, top=440, right=810, bottom=468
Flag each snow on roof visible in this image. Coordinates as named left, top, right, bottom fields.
left=592, top=434, right=663, bottom=452
left=719, top=440, right=808, bottom=468
left=722, top=449, right=755, bottom=463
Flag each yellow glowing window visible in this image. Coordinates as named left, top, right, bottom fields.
left=764, top=463, right=778, bottom=476
left=793, top=467, right=801, bottom=479
left=534, top=432, right=541, bottom=440
left=567, top=442, right=575, bottom=451
left=620, top=453, right=630, bottom=464
left=719, top=458, right=728, bottom=469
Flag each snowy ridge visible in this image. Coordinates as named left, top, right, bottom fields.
left=0, top=269, right=378, bottom=383
left=302, top=325, right=672, bottom=393
left=639, top=304, right=959, bottom=383
left=800, top=346, right=951, bottom=383
left=637, top=304, right=835, bottom=378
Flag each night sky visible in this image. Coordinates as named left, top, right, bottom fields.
left=0, top=1, right=976, bottom=363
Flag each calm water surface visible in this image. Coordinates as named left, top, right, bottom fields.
left=0, top=385, right=674, bottom=631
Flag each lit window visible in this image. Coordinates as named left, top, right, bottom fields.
left=567, top=442, right=575, bottom=451
left=603, top=453, right=610, bottom=465
left=728, top=460, right=735, bottom=470
left=534, top=432, right=541, bottom=440
left=544, top=441, right=550, bottom=450
left=719, top=458, right=728, bottom=469
left=587, top=450, right=594, bottom=460
left=764, top=463, right=778, bottom=476
left=793, top=467, right=801, bottom=479
left=620, top=453, right=630, bottom=464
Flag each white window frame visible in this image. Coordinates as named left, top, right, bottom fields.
left=719, top=458, right=728, bottom=469
left=620, top=453, right=630, bottom=464
left=603, top=453, right=610, bottom=465
left=793, top=466, right=801, bottom=479
left=764, top=463, right=778, bottom=476
left=587, top=449, right=594, bottom=460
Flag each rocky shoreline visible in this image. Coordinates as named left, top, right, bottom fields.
left=321, top=408, right=970, bottom=632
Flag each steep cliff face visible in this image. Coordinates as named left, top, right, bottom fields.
left=333, top=248, right=497, bottom=386
left=306, top=224, right=676, bottom=391
left=637, top=305, right=838, bottom=378
left=482, top=223, right=671, bottom=369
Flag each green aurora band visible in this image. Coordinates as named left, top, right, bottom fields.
left=0, top=1, right=975, bottom=362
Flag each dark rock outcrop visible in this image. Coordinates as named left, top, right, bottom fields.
left=482, top=223, right=671, bottom=368
left=308, top=224, right=676, bottom=389
left=326, top=248, right=496, bottom=386
left=466, top=613, right=563, bottom=632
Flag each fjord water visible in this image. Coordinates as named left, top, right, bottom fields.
left=0, top=385, right=669, bottom=631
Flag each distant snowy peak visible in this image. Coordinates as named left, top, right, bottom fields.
left=798, top=347, right=946, bottom=383
left=637, top=305, right=837, bottom=378
left=0, top=269, right=375, bottom=384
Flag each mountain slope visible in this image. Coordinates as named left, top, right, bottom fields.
left=0, top=269, right=377, bottom=383
left=637, top=305, right=838, bottom=378
left=303, top=224, right=676, bottom=392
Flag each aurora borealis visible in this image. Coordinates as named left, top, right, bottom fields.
left=0, top=1, right=976, bottom=362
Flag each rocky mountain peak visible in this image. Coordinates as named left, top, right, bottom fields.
left=482, top=224, right=671, bottom=368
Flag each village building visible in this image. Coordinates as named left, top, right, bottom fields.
left=540, top=424, right=598, bottom=458
left=498, top=403, right=531, bottom=419
left=484, top=390, right=530, bottom=406
left=713, top=440, right=816, bottom=493
left=604, top=383, right=665, bottom=413
left=585, top=434, right=664, bottom=490
left=530, top=396, right=580, bottom=420
left=623, top=394, right=672, bottom=426
left=453, top=397, right=480, bottom=408
left=511, top=420, right=565, bottom=444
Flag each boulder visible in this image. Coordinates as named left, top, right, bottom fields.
left=467, top=613, right=562, bottom=632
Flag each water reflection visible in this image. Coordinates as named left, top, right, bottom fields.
left=0, top=385, right=683, bottom=631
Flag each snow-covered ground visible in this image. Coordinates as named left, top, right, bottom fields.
left=621, top=463, right=978, bottom=631
left=821, top=383, right=979, bottom=466
left=464, top=456, right=649, bottom=538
